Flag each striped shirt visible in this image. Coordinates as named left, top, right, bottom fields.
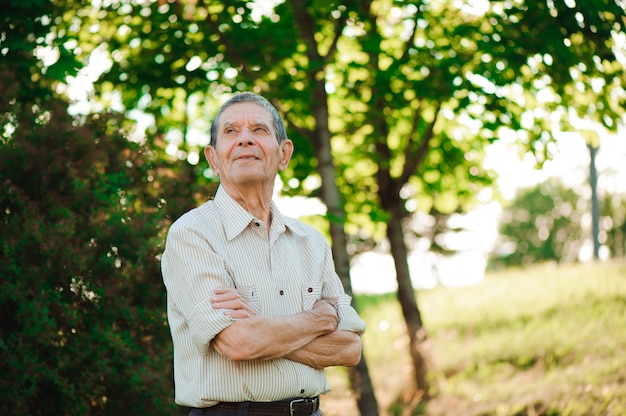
left=161, top=186, right=366, bottom=408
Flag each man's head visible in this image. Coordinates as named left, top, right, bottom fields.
left=204, top=92, right=293, bottom=191
left=209, top=92, right=287, bottom=148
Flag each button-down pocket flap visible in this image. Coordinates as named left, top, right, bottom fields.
left=301, top=282, right=323, bottom=311
left=236, top=284, right=261, bottom=314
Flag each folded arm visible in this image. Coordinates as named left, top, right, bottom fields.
left=210, top=288, right=339, bottom=361
left=283, top=330, right=362, bottom=368
left=210, top=288, right=361, bottom=367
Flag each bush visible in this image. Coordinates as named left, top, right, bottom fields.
left=0, top=71, right=181, bottom=414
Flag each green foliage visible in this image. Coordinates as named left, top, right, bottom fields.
left=494, top=179, right=585, bottom=266
left=55, top=0, right=626, bottom=251
left=0, top=70, right=182, bottom=414
left=494, top=178, right=626, bottom=267
left=1, top=0, right=80, bottom=102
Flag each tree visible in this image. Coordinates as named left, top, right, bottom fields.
left=0, top=69, right=183, bottom=413
left=493, top=173, right=626, bottom=267
left=1, top=1, right=222, bottom=411
left=494, top=179, right=585, bottom=266
left=339, top=1, right=625, bottom=406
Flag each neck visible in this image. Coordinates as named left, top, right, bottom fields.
left=222, top=184, right=273, bottom=225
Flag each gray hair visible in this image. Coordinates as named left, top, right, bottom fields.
left=209, top=92, right=287, bottom=147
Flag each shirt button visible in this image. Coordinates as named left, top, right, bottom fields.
left=307, top=287, right=313, bottom=293
left=279, top=290, right=284, bottom=295
left=300, top=389, right=305, bottom=394
left=254, top=222, right=260, bottom=227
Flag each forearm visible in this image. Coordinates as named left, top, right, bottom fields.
left=212, top=307, right=337, bottom=361
left=284, top=330, right=362, bottom=369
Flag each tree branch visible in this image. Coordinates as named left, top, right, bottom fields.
left=399, top=101, right=441, bottom=186
left=203, top=13, right=255, bottom=80
left=289, top=0, right=322, bottom=64
left=272, top=98, right=314, bottom=142
left=325, top=11, right=348, bottom=63
left=401, top=10, right=422, bottom=63
left=400, top=100, right=423, bottom=176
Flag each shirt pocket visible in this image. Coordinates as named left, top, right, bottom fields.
left=236, top=284, right=261, bottom=315
left=301, top=281, right=323, bottom=311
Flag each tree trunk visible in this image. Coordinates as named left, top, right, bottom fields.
left=356, top=2, right=432, bottom=404
left=288, top=2, right=379, bottom=412
left=310, top=74, right=380, bottom=416
left=589, top=143, right=600, bottom=260
left=386, top=203, right=431, bottom=408
left=317, top=128, right=381, bottom=416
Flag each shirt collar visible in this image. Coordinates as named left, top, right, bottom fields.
left=214, top=186, right=300, bottom=240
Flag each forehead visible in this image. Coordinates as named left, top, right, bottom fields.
left=219, top=102, right=273, bottom=126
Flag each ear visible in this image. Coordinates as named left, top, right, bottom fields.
left=204, top=146, right=219, bottom=176
left=278, top=139, right=294, bottom=171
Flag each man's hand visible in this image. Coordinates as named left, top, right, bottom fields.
left=311, top=299, right=339, bottom=332
left=210, top=287, right=257, bottom=319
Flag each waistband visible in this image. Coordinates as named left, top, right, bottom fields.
left=194, top=397, right=320, bottom=416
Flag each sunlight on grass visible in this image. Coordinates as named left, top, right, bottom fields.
left=322, top=261, right=626, bottom=416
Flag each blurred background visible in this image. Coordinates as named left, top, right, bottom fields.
left=2, top=0, right=625, bottom=415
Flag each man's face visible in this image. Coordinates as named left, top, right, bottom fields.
left=205, top=102, right=292, bottom=190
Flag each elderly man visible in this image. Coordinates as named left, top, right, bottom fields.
left=161, top=92, right=366, bottom=416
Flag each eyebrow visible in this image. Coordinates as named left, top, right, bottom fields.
left=221, top=120, right=272, bottom=130
left=252, top=121, right=271, bottom=130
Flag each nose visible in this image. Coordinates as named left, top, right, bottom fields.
left=237, top=128, right=255, bottom=146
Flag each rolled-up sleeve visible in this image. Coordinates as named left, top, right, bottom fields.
left=318, top=241, right=366, bottom=335
left=335, top=294, right=366, bottom=334
left=162, top=217, right=235, bottom=354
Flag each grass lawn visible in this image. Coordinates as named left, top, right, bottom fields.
left=321, top=260, right=626, bottom=416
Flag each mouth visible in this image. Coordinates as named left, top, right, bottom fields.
left=236, top=154, right=260, bottom=161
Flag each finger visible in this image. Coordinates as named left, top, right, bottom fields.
left=313, top=299, right=334, bottom=311
left=223, top=309, right=252, bottom=319
left=214, top=287, right=237, bottom=295
left=211, top=298, right=244, bottom=309
left=212, top=287, right=239, bottom=299
left=210, top=291, right=241, bottom=306
left=212, top=298, right=258, bottom=316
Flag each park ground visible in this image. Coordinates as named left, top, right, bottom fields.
left=321, top=260, right=626, bottom=416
